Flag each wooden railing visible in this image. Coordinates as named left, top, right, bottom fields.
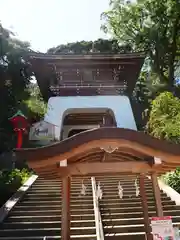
left=91, top=177, right=104, bottom=240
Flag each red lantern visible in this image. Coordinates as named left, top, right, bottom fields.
left=9, top=110, right=28, bottom=149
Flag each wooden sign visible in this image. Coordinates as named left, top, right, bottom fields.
left=29, top=121, right=55, bottom=141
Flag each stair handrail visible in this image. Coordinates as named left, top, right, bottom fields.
left=91, top=177, right=105, bottom=240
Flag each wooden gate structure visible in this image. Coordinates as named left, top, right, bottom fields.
left=15, top=53, right=180, bottom=239
left=16, top=127, right=180, bottom=240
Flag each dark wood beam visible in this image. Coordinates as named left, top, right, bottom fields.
left=59, top=161, right=152, bottom=176
left=139, top=174, right=153, bottom=240
left=151, top=172, right=163, bottom=217
left=61, top=176, right=71, bottom=240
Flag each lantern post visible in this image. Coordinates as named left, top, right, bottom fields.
left=9, top=110, right=28, bottom=149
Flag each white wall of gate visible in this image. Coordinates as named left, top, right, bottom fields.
left=42, top=95, right=137, bottom=140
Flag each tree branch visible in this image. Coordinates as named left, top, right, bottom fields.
left=168, top=17, right=179, bottom=89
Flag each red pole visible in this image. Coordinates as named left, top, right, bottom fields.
left=16, top=130, right=23, bottom=149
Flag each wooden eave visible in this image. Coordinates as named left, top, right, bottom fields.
left=16, top=128, right=180, bottom=178
left=28, top=53, right=145, bottom=100
left=29, top=52, right=145, bottom=60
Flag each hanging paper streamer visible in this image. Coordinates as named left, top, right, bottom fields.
left=135, top=178, right=140, bottom=197
left=80, top=180, right=87, bottom=196
left=97, top=182, right=103, bottom=200
left=118, top=181, right=123, bottom=199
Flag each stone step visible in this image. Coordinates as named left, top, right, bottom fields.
left=25, top=193, right=94, bottom=198
left=7, top=214, right=95, bottom=221
left=23, top=192, right=165, bottom=199
left=1, top=220, right=95, bottom=229
left=16, top=200, right=175, bottom=209
left=100, top=200, right=175, bottom=207
left=14, top=204, right=94, bottom=213
left=0, top=175, right=176, bottom=240
left=99, top=196, right=170, bottom=203
left=96, top=181, right=151, bottom=184
left=22, top=195, right=93, bottom=201
left=10, top=208, right=94, bottom=215
left=20, top=199, right=93, bottom=205
left=16, top=203, right=94, bottom=209
left=94, top=190, right=163, bottom=196
left=104, top=233, right=145, bottom=240
left=103, top=224, right=145, bottom=233
left=94, top=186, right=154, bottom=191
left=21, top=195, right=169, bottom=202
left=103, top=217, right=180, bottom=226
left=28, top=188, right=93, bottom=193
left=98, top=193, right=167, bottom=199
left=102, top=209, right=180, bottom=219
left=32, top=181, right=151, bottom=187
left=0, top=226, right=96, bottom=237
left=101, top=204, right=180, bottom=212
left=0, top=234, right=96, bottom=239
left=27, top=187, right=154, bottom=194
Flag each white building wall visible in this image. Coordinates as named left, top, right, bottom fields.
left=63, top=124, right=100, bottom=139
left=44, top=96, right=137, bottom=140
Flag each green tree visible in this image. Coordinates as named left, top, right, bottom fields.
left=47, top=39, right=132, bottom=54
left=102, top=0, right=180, bottom=90
left=23, top=82, right=47, bottom=122
left=0, top=23, right=33, bottom=152
left=146, top=92, right=180, bottom=143
left=163, top=168, right=180, bottom=193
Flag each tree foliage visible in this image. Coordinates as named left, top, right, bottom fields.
left=47, top=38, right=132, bottom=54
left=23, top=83, right=47, bottom=122
left=163, top=168, right=180, bottom=193
left=0, top=168, right=32, bottom=206
left=102, top=0, right=180, bottom=89
left=0, top=23, right=32, bottom=120
left=0, top=23, right=35, bottom=152
left=146, top=92, right=180, bottom=143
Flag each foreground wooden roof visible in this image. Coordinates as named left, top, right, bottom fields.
left=16, top=128, right=180, bottom=178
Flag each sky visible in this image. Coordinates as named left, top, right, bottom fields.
left=0, top=0, right=110, bottom=52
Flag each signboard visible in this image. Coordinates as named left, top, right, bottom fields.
left=151, top=216, right=175, bottom=240
left=29, top=121, right=55, bottom=141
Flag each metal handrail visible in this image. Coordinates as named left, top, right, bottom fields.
left=91, top=177, right=104, bottom=240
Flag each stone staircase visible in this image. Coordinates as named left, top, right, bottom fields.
left=0, top=175, right=180, bottom=240
left=96, top=175, right=180, bottom=240
left=0, top=177, right=96, bottom=240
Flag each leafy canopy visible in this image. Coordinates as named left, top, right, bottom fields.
left=102, top=0, right=180, bottom=88
left=0, top=23, right=46, bottom=152
left=47, top=38, right=132, bottom=54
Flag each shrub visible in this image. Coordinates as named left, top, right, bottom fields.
left=162, top=168, right=180, bottom=193
left=0, top=168, right=32, bottom=206
left=147, top=92, right=180, bottom=143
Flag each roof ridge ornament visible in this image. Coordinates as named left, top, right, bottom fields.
left=100, top=146, right=118, bottom=154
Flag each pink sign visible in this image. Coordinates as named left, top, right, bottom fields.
left=151, top=216, right=174, bottom=240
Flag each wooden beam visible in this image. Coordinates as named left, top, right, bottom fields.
left=58, top=161, right=152, bottom=176
left=139, top=174, right=153, bottom=240
left=61, top=176, right=71, bottom=240
left=151, top=173, right=163, bottom=217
